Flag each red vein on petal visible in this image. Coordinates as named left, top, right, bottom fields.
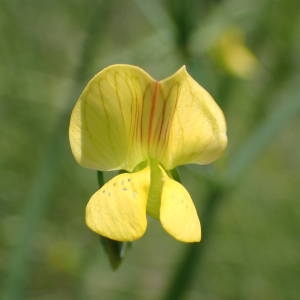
left=162, top=84, right=180, bottom=158
left=147, top=81, right=159, bottom=147
left=140, top=87, right=145, bottom=146
left=156, top=92, right=168, bottom=153
left=133, top=82, right=140, bottom=153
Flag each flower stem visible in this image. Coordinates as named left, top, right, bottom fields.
left=162, top=185, right=224, bottom=300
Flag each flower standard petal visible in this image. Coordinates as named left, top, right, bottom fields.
left=69, top=64, right=156, bottom=172
left=86, top=167, right=150, bottom=241
left=158, top=66, right=227, bottom=169
left=159, top=166, right=201, bottom=243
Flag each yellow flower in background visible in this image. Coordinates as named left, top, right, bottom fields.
left=213, top=27, right=259, bottom=79
left=69, top=64, right=227, bottom=243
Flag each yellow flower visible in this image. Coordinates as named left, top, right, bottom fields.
left=212, top=27, right=259, bottom=79
left=69, top=64, right=227, bottom=243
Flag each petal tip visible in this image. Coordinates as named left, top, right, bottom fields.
left=85, top=205, right=147, bottom=242
left=166, top=224, right=201, bottom=243
left=160, top=65, right=189, bottom=84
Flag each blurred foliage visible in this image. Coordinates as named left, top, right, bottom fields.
left=1, top=0, right=300, bottom=299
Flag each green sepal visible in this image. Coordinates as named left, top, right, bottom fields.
left=97, top=170, right=105, bottom=187
left=169, top=167, right=182, bottom=183
left=99, top=236, right=131, bottom=270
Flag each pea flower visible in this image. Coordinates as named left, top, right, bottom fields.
left=212, top=27, right=259, bottom=79
left=69, top=64, right=227, bottom=243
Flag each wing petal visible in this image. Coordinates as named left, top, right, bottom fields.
left=159, top=167, right=201, bottom=242
left=86, top=167, right=150, bottom=241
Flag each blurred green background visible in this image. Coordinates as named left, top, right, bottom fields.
left=1, top=0, right=300, bottom=299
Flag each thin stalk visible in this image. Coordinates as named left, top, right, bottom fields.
left=1, top=1, right=109, bottom=299
left=163, top=185, right=223, bottom=300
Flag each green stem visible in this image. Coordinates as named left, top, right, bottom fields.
left=97, top=170, right=105, bottom=187
left=162, top=185, right=223, bottom=300
left=1, top=2, right=109, bottom=299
